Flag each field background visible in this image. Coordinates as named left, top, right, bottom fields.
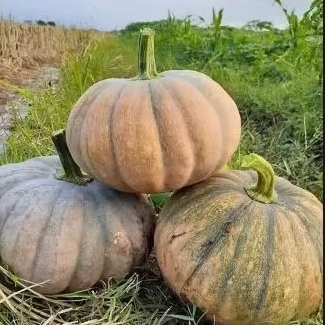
left=0, top=0, right=323, bottom=324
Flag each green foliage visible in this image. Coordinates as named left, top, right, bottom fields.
left=211, top=7, right=224, bottom=50
left=121, top=19, right=174, bottom=34
left=149, top=192, right=172, bottom=213
left=36, top=19, right=46, bottom=26
left=36, top=19, right=56, bottom=26
left=244, top=20, right=276, bottom=31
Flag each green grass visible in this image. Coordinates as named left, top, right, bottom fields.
left=0, top=0, right=323, bottom=323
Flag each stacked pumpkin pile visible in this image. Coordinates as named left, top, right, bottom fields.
left=0, top=28, right=322, bottom=324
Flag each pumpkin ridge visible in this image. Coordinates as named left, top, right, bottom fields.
left=158, top=193, right=245, bottom=259
left=180, top=201, right=252, bottom=295
left=111, top=198, right=138, bottom=266
left=108, top=84, right=134, bottom=190
left=99, top=195, right=136, bottom=277
left=81, top=94, right=109, bottom=182
left=111, top=192, right=154, bottom=265
left=30, top=184, right=74, bottom=286
left=278, top=207, right=315, bottom=318
left=264, top=205, right=306, bottom=323
left=253, top=206, right=276, bottom=318
left=65, top=192, right=89, bottom=291
left=282, top=195, right=323, bottom=235
left=87, top=189, right=113, bottom=279
left=9, top=205, right=39, bottom=280
left=279, top=203, right=323, bottom=274
left=3, top=183, right=57, bottom=281
left=275, top=177, right=322, bottom=206
left=0, top=180, right=50, bottom=232
left=82, top=82, right=128, bottom=185
left=67, top=82, right=107, bottom=175
left=289, top=187, right=322, bottom=207
left=0, top=193, right=24, bottom=232
left=147, top=81, right=165, bottom=189
left=168, top=73, right=228, bottom=161
left=274, top=179, right=303, bottom=199
left=159, top=77, right=197, bottom=182
left=162, top=76, right=225, bottom=179
left=217, top=202, right=270, bottom=314
left=95, top=186, right=149, bottom=277
left=163, top=73, right=239, bottom=171
left=149, top=79, right=198, bottom=190
left=132, top=217, right=147, bottom=265
left=216, top=204, right=255, bottom=300
left=67, top=189, right=106, bottom=291
left=283, top=202, right=322, bottom=248
left=0, top=198, right=36, bottom=270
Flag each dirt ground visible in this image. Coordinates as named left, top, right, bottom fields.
left=0, top=66, right=59, bottom=153
left=0, top=65, right=59, bottom=110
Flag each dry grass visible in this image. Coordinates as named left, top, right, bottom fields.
left=0, top=259, right=322, bottom=325
left=0, top=256, right=198, bottom=325
left=0, top=19, right=107, bottom=93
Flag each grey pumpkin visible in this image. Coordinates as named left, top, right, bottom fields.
left=0, top=130, right=156, bottom=294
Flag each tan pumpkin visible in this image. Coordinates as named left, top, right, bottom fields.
left=0, top=130, right=156, bottom=294
left=65, top=28, right=241, bottom=193
left=154, top=154, right=323, bottom=324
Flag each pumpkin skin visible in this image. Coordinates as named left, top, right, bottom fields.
left=0, top=156, right=155, bottom=295
left=65, top=29, right=241, bottom=193
left=154, top=158, right=323, bottom=324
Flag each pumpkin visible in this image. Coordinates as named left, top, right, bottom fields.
left=154, top=154, right=323, bottom=324
left=65, top=28, right=241, bottom=194
left=0, top=130, right=155, bottom=295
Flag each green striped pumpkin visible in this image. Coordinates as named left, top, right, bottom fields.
left=154, top=154, right=323, bottom=324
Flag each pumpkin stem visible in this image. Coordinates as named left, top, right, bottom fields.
left=51, top=129, right=92, bottom=186
left=136, top=28, right=159, bottom=80
left=241, top=153, right=277, bottom=204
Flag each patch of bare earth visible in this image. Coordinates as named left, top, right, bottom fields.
left=0, top=66, right=60, bottom=153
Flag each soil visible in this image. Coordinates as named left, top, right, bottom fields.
left=0, top=66, right=60, bottom=154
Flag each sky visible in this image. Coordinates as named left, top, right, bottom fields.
left=0, top=0, right=312, bottom=31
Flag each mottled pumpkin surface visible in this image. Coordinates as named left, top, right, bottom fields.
left=66, top=70, right=241, bottom=193
left=0, top=156, right=155, bottom=294
left=154, top=170, right=323, bottom=324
